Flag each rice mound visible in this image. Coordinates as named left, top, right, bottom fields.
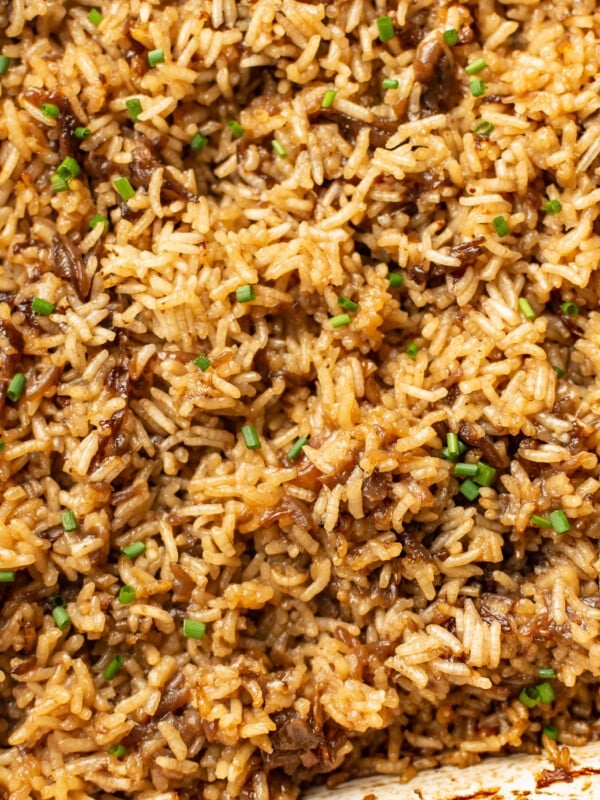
left=1, top=0, right=600, bottom=797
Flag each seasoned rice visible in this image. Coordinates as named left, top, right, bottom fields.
left=1, top=0, right=600, bottom=798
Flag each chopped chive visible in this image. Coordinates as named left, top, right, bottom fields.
left=543, top=725, right=558, bottom=741
left=89, top=213, right=109, bottom=230
left=61, top=510, right=78, bottom=532
left=330, top=313, right=351, bottom=328
left=52, top=605, right=70, bottom=630
left=545, top=198, right=561, bottom=216
left=474, top=121, right=494, bottom=136
left=56, top=156, right=81, bottom=180
left=406, top=342, right=418, bottom=359
left=442, top=439, right=467, bottom=462
left=465, top=58, right=487, bottom=75
left=241, top=423, right=261, bottom=450
left=190, top=131, right=208, bottom=151
left=125, top=98, right=143, bottom=122
left=50, top=174, right=69, bottom=192
left=109, top=744, right=126, bottom=758
left=183, top=619, right=206, bottom=639
left=194, top=355, right=211, bottom=371
left=227, top=119, right=244, bottom=138
left=288, top=436, right=308, bottom=461
left=560, top=301, right=579, bottom=316
left=382, top=78, right=399, bottom=90
left=459, top=478, right=479, bottom=501
left=7, top=373, right=25, bottom=402
left=271, top=139, right=287, bottom=158
left=0, top=570, right=15, bottom=582
left=148, top=48, right=165, bottom=67
left=236, top=284, right=255, bottom=303
left=337, top=295, right=358, bottom=312
left=87, top=8, right=103, bottom=26
left=493, top=215, right=510, bottom=237
left=31, top=297, right=55, bottom=316
left=530, top=514, right=552, bottom=528
left=552, top=365, right=565, bottom=378
left=519, top=686, right=539, bottom=709
left=321, top=89, right=337, bottom=109
left=454, top=462, right=478, bottom=477
left=0, top=440, right=4, bottom=451
left=469, top=78, right=486, bottom=97
left=121, top=541, right=146, bottom=559
left=518, top=297, right=535, bottom=320
left=113, top=177, right=135, bottom=202
left=443, top=28, right=459, bottom=47
left=74, top=126, right=91, bottom=139
left=536, top=681, right=556, bottom=704
left=474, top=461, right=496, bottom=487
left=118, top=585, right=135, bottom=605
left=0, top=55, right=12, bottom=75
left=549, top=509, right=570, bottom=535
left=446, top=432, right=460, bottom=459
left=41, top=102, right=60, bottom=119
left=388, top=272, right=404, bottom=288
left=539, top=667, right=557, bottom=680
left=103, top=655, right=124, bottom=680
left=376, top=16, right=395, bottom=42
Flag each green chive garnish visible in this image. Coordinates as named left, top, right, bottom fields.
left=474, top=461, right=496, bottom=487
left=382, top=78, right=399, bottom=90
left=190, top=131, right=208, bottom=151
left=0, top=440, right=4, bottom=451
left=442, top=439, right=467, bottom=462
left=454, top=462, right=478, bottom=477
left=0, top=570, right=15, bottom=582
left=103, top=655, right=124, bottom=680
left=148, top=48, right=164, bottom=67
left=536, top=681, right=556, bottom=704
left=61, top=511, right=78, bottom=532
left=446, top=432, right=460, bottom=459
left=241, top=424, right=261, bottom=450
left=194, top=355, right=211, bottom=371
left=41, top=102, right=60, bottom=118
left=443, top=28, right=458, bottom=47
left=125, top=98, right=143, bottom=122
left=530, top=515, right=552, bottom=528
left=406, top=342, right=418, bottom=359
left=74, top=126, right=91, bottom=139
left=337, top=296, right=358, bottom=312
left=31, top=297, right=55, bottom=315
left=183, top=619, right=206, bottom=639
left=552, top=365, right=565, bottom=378
left=469, top=78, right=486, bottom=97
left=236, top=284, right=255, bottom=303
left=388, top=272, right=404, bottom=288
left=474, top=121, right=494, bottom=136
left=519, top=686, right=539, bottom=709
left=89, top=213, right=109, bottom=230
left=539, top=667, right=556, bottom=679
left=330, top=313, right=351, bottom=328
left=52, top=605, right=70, bottom=630
left=545, top=199, right=561, bottom=216
left=518, top=297, right=535, bottom=320
left=0, top=55, right=12, bottom=75
left=459, top=478, right=479, bottom=501
left=121, top=541, right=146, bottom=559
left=113, top=177, right=135, bottom=202
left=271, top=139, right=287, bottom=158
left=493, top=215, right=510, bottom=237
left=118, top=585, right=135, bottom=604
left=465, top=58, right=486, bottom=75
left=109, top=744, right=126, bottom=758
left=288, top=436, right=308, bottom=461
left=321, top=89, right=337, bottom=109
left=376, top=16, right=395, bottom=42
left=227, top=120, right=244, bottom=138
left=87, top=8, right=103, bottom=26
left=56, top=156, right=81, bottom=180
left=7, top=373, right=25, bottom=402
left=549, top=509, right=570, bottom=534
left=560, top=301, right=578, bottom=316
left=50, top=174, right=69, bottom=192
left=543, top=725, right=558, bottom=740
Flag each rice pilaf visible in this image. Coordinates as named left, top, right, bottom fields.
left=1, top=0, right=600, bottom=798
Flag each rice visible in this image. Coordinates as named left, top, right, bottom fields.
left=1, top=0, right=600, bottom=797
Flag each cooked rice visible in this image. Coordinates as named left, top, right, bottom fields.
left=1, top=0, right=600, bottom=797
